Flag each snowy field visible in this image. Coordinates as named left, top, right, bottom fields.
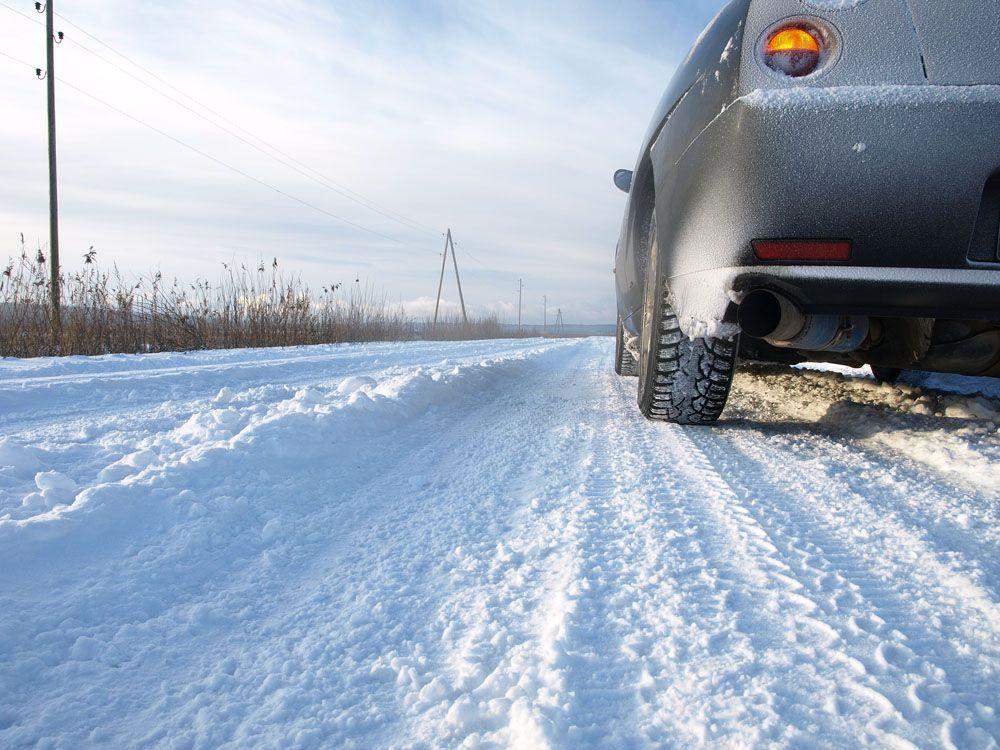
left=0, top=337, right=998, bottom=749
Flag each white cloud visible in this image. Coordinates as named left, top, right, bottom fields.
left=0, top=0, right=721, bottom=324
left=400, top=295, right=517, bottom=321
left=400, top=296, right=460, bottom=320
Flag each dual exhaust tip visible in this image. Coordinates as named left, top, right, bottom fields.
left=737, top=289, right=869, bottom=354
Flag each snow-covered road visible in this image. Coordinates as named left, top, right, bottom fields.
left=0, top=338, right=998, bottom=749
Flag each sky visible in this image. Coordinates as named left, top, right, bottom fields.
left=0, top=0, right=723, bottom=324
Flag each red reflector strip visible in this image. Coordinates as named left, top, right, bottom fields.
left=753, top=239, right=852, bottom=262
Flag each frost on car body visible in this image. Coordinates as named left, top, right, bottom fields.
left=612, top=0, right=1000, bottom=424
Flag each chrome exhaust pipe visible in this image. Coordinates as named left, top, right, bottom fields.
left=738, top=290, right=869, bottom=353
left=737, top=289, right=804, bottom=341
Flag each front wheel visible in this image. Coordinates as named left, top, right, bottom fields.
left=637, top=218, right=738, bottom=425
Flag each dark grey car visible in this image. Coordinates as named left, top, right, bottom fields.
left=613, top=0, right=1000, bottom=424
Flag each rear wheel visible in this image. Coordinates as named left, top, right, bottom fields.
left=615, top=317, right=639, bottom=376
left=637, top=217, right=738, bottom=425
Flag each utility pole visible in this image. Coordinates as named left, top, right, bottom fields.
left=516, top=279, right=523, bottom=333
left=542, top=295, right=547, bottom=337
left=432, top=231, right=449, bottom=329
left=432, top=229, right=468, bottom=328
left=449, top=232, right=468, bottom=324
left=39, top=0, right=62, bottom=335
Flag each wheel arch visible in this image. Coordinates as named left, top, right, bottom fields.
left=622, top=0, right=752, bottom=337
left=628, top=154, right=657, bottom=292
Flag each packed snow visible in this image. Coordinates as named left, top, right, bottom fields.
left=0, top=338, right=997, bottom=748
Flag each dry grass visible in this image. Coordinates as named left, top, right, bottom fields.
left=1, top=242, right=517, bottom=358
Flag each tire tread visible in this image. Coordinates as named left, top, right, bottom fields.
left=642, top=288, right=737, bottom=425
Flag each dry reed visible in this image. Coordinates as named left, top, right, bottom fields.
left=1, top=241, right=517, bottom=358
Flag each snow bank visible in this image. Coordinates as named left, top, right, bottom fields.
left=0, top=438, right=42, bottom=476
left=0, top=340, right=571, bottom=552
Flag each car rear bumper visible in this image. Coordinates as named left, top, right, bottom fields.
left=651, top=84, right=1000, bottom=330
left=691, top=265, right=1000, bottom=321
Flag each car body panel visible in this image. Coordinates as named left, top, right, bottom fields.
left=615, top=0, right=751, bottom=332
left=615, top=0, right=1000, bottom=345
left=739, top=0, right=926, bottom=94
left=905, top=0, right=1000, bottom=85
left=660, top=86, right=1000, bottom=335
left=639, top=0, right=751, bottom=150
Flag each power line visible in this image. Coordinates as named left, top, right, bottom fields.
left=0, top=45, right=439, bottom=248
left=69, top=38, right=440, bottom=237
left=0, top=0, right=439, bottom=237
left=1, top=0, right=438, bottom=237
left=451, top=240, right=488, bottom=270
left=1, top=3, right=503, bottom=272
left=54, top=76, right=411, bottom=244
left=0, top=48, right=34, bottom=71
left=41, top=4, right=440, bottom=238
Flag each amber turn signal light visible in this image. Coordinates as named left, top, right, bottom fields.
left=763, top=26, right=823, bottom=77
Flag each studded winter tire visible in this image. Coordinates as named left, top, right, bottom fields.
left=637, top=216, right=738, bottom=425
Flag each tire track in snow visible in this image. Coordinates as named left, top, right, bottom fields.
left=613, top=389, right=846, bottom=747
left=440, top=364, right=886, bottom=747
left=405, top=351, right=672, bottom=747
left=535, top=375, right=666, bottom=747
left=424, top=358, right=993, bottom=748
left=728, top=369, right=1000, bottom=595
left=408, top=365, right=599, bottom=747
left=553, top=432, right=649, bottom=746
left=677, top=423, right=1000, bottom=747
left=558, top=369, right=789, bottom=747
left=727, top=372, right=1000, bottom=620
left=731, top=368, right=1000, bottom=504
